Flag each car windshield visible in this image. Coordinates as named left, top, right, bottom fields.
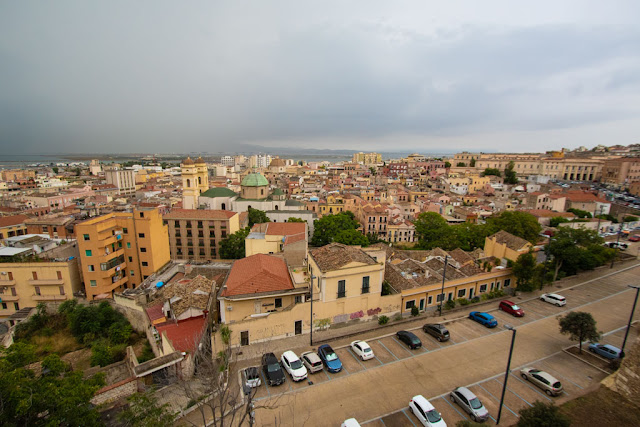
left=363, top=347, right=372, bottom=353
left=246, top=368, right=258, bottom=379
left=511, top=304, right=520, bottom=310
left=553, top=382, right=562, bottom=388
left=325, top=352, right=338, bottom=361
left=267, top=363, right=280, bottom=373
left=290, top=359, right=303, bottom=369
left=426, top=409, right=442, bottom=423
left=470, top=397, right=482, bottom=409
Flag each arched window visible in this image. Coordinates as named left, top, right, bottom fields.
left=261, top=189, right=264, bottom=196
left=221, top=203, right=226, bottom=211
left=186, top=178, right=191, bottom=187
left=198, top=177, right=202, bottom=185
left=275, top=205, right=279, bottom=210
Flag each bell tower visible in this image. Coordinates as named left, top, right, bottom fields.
left=181, top=157, right=198, bottom=209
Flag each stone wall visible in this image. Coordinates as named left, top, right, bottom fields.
left=614, top=334, right=640, bottom=401
left=90, top=377, right=138, bottom=406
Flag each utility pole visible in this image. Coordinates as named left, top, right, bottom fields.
left=620, top=285, right=640, bottom=359
left=438, top=256, right=449, bottom=316
left=310, top=274, right=316, bottom=346
left=497, top=325, right=517, bottom=425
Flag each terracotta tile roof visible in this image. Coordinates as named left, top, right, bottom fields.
left=250, top=222, right=306, bottom=237
left=156, top=315, right=208, bottom=353
left=488, top=230, right=531, bottom=250
left=162, top=275, right=213, bottom=318
left=563, top=191, right=608, bottom=203
left=526, top=209, right=575, bottom=218
left=0, top=215, right=28, bottom=228
left=145, top=303, right=166, bottom=325
left=221, top=254, right=294, bottom=297
left=163, top=209, right=237, bottom=220
left=284, top=233, right=306, bottom=246
left=310, top=243, right=378, bottom=273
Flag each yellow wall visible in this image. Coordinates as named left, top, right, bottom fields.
left=221, top=294, right=298, bottom=323
left=484, top=237, right=531, bottom=262
left=245, top=234, right=284, bottom=256
left=0, top=224, right=28, bottom=239
left=0, top=260, right=80, bottom=320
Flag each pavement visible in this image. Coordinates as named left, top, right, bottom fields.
left=247, top=260, right=640, bottom=426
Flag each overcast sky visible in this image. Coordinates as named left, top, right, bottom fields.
left=1, top=1, right=639, bottom=155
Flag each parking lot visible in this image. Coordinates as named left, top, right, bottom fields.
left=243, top=264, right=640, bottom=425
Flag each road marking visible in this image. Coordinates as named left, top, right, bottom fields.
left=440, top=395, right=468, bottom=420
left=495, top=378, right=533, bottom=407
left=322, top=369, right=331, bottom=381
left=402, top=408, right=418, bottom=427
left=508, top=374, right=553, bottom=402
left=539, top=362, right=583, bottom=390
left=347, top=347, right=368, bottom=370
left=391, top=336, right=416, bottom=356
left=377, top=339, right=400, bottom=361
left=477, top=383, right=519, bottom=418
left=259, top=370, right=271, bottom=399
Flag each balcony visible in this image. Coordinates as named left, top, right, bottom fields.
left=0, top=294, right=20, bottom=302
left=106, top=276, right=128, bottom=292
left=100, top=235, right=117, bottom=246
left=32, top=294, right=68, bottom=301
left=0, top=279, right=16, bottom=286
left=102, top=263, right=126, bottom=278
left=28, top=278, right=64, bottom=286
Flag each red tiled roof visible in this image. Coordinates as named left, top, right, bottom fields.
left=251, top=222, right=305, bottom=236
left=163, top=209, right=236, bottom=220
left=222, top=254, right=294, bottom=297
left=284, top=233, right=306, bottom=245
left=0, top=215, right=28, bottom=228
left=145, top=303, right=165, bottom=323
left=155, top=315, right=207, bottom=353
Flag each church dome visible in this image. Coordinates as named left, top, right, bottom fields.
left=269, top=158, right=286, bottom=168
left=182, top=157, right=194, bottom=166
left=241, top=173, right=269, bottom=187
left=195, top=156, right=206, bottom=165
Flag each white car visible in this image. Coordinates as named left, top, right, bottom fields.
left=243, top=366, right=261, bottom=388
left=409, top=395, right=447, bottom=427
left=350, top=340, right=374, bottom=360
left=341, top=419, right=361, bottom=427
left=540, top=293, right=566, bottom=307
left=300, top=351, right=323, bottom=374
left=280, top=351, right=307, bottom=382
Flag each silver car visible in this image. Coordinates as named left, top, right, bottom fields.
left=450, top=386, right=489, bottom=422
left=520, top=367, right=563, bottom=396
left=300, top=351, right=323, bottom=374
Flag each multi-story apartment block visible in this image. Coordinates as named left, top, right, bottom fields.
left=601, top=157, right=640, bottom=187
left=163, top=209, right=240, bottom=261
left=76, top=208, right=170, bottom=300
left=0, top=215, right=28, bottom=239
left=104, top=167, right=136, bottom=195
left=221, top=156, right=234, bottom=166
left=25, top=214, right=76, bottom=239
left=23, top=187, right=95, bottom=209
left=352, top=152, right=382, bottom=165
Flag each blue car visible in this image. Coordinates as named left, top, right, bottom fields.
left=469, top=311, right=498, bottom=328
left=588, top=343, right=621, bottom=360
left=317, top=344, right=342, bottom=373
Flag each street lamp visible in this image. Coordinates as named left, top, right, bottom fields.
left=497, top=325, right=517, bottom=425
left=310, top=274, right=316, bottom=346
left=438, top=255, right=449, bottom=317
left=620, top=285, right=640, bottom=359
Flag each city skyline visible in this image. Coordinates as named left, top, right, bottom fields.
left=1, top=1, right=639, bottom=154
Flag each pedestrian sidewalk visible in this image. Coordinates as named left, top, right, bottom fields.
left=233, top=259, right=640, bottom=369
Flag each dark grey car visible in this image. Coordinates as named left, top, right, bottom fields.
left=450, top=386, right=489, bottom=422
left=422, top=323, right=450, bottom=342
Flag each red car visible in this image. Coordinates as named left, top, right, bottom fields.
left=499, top=300, right=525, bottom=317
left=629, top=235, right=640, bottom=242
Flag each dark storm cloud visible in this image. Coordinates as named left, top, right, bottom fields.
left=1, top=1, right=639, bottom=154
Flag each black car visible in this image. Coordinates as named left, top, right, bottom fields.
left=422, top=323, right=450, bottom=342
left=396, top=330, right=422, bottom=349
left=261, top=352, right=285, bottom=386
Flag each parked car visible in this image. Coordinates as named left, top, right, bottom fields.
left=499, top=300, right=525, bottom=317
left=409, top=395, right=447, bottom=427
left=450, top=386, right=489, bottom=422
left=629, top=235, right=640, bottom=242
left=468, top=311, right=498, bottom=328
left=540, top=293, right=566, bottom=306
left=261, top=352, right=285, bottom=386
left=243, top=366, right=261, bottom=389
left=341, top=419, right=361, bottom=427
left=318, top=344, right=342, bottom=373
left=603, top=242, right=628, bottom=250
left=301, top=351, right=323, bottom=374
left=588, top=343, right=622, bottom=360
left=397, top=330, right=422, bottom=349
left=280, top=351, right=307, bottom=382
left=350, top=340, right=375, bottom=360
left=422, top=323, right=450, bottom=342
left=520, top=367, right=563, bottom=396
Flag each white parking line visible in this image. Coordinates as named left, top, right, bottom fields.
left=402, top=408, right=418, bottom=427
left=505, top=375, right=553, bottom=403
left=477, top=383, right=519, bottom=419
left=347, top=347, right=368, bottom=370
left=377, top=339, right=400, bottom=361
left=494, top=378, right=533, bottom=407
left=440, top=395, right=468, bottom=420
left=539, top=362, right=584, bottom=390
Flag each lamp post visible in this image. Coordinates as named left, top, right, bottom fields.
left=497, top=325, right=517, bottom=425
left=310, top=274, right=316, bottom=346
left=620, top=285, right=640, bottom=359
left=438, top=255, right=449, bottom=317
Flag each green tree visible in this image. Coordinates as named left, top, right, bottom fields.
left=559, top=311, right=601, bottom=354
left=311, top=211, right=361, bottom=246
left=118, top=389, right=177, bottom=427
left=369, top=166, right=377, bottom=176
left=444, top=161, right=451, bottom=168
left=486, top=211, right=542, bottom=243
left=248, top=208, right=269, bottom=227
left=549, top=217, right=570, bottom=227
left=469, top=158, right=476, bottom=167
left=517, top=401, right=570, bottom=427
left=596, top=213, right=618, bottom=223
left=513, top=252, right=537, bottom=292
left=414, top=212, right=454, bottom=249
left=219, top=227, right=250, bottom=259
left=503, top=161, right=518, bottom=184
left=567, top=208, right=592, bottom=218
left=482, top=167, right=501, bottom=177
left=287, top=217, right=305, bottom=223
left=623, top=215, right=638, bottom=222
left=333, top=229, right=369, bottom=246
left=547, top=227, right=605, bottom=280
left=456, top=162, right=466, bottom=167
left=52, top=167, right=59, bottom=174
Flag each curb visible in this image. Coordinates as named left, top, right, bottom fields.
left=561, top=346, right=611, bottom=375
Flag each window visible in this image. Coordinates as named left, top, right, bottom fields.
left=295, top=295, right=302, bottom=304
left=7, top=272, right=12, bottom=280
left=457, top=289, right=466, bottom=298
left=85, top=250, right=92, bottom=257
left=14, top=303, right=19, bottom=310
left=90, top=280, right=97, bottom=287
left=241, top=331, right=249, bottom=346
left=405, top=300, right=415, bottom=310
left=88, top=265, right=95, bottom=272
left=362, top=276, right=370, bottom=294
left=140, top=247, right=147, bottom=252
left=436, top=293, right=445, bottom=302
left=127, top=242, right=131, bottom=248
left=141, top=261, right=148, bottom=267
left=143, top=275, right=148, bottom=280
left=128, top=256, right=133, bottom=262
left=139, top=212, right=144, bottom=218
left=32, top=272, right=38, bottom=280
left=504, top=278, right=511, bottom=287
left=83, top=234, right=90, bottom=241
left=1, top=303, right=6, bottom=310
left=275, top=298, right=282, bottom=308
left=59, top=286, right=65, bottom=295
left=337, top=280, right=346, bottom=298
left=479, top=284, right=487, bottom=293
left=138, top=233, right=145, bottom=238
left=57, top=271, right=62, bottom=280
left=35, top=286, right=41, bottom=296
left=130, top=270, right=135, bottom=276
left=419, top=299, right=425, bottom=310
left=123, top=228, right=128, bottom=234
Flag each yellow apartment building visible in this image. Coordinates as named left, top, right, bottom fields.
left=0, top=215, right=28, bottom=240
left=245, top=222, right=307, bottom=257
left=76, top=208, right=170, bottom=300
left=318, top=194, right=345, bottom=216
left=483, top=230, right=533, bottom=262
left=0, top=258, right=81, bottom=322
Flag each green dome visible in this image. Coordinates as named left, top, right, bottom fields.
left=271, top=188, right=285, bottom=196
left=241, top=173, right=269, bottom=187
left=200, top=187, right=237, bottom=198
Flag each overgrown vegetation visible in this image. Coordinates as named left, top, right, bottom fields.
left=219, top=226, right=251, bottom=259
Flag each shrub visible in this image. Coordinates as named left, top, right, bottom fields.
left=378, top=315, right=389, bottom=325
left=609, top=358, right=622, bottom=371
left=137, top=341, right=155, bottom=363
left=445, top=299, right=456, bottom=310
left=411, top=306, right=419, bottom=317
left=393, top=313, right=403, bottom=321
left=480, top=294, right=490, bottom=301
left=457, top=298, right=470, bottom=306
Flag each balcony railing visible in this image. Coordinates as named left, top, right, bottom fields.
left=28, top=278, right=64, bottom=286
left=0, top=294, right=20, bottom=302
left=337, top=291, right=346, bottom=298
left=32, top=294, right=67, bottom=301
left=361, top=286, right=370, bottom=294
